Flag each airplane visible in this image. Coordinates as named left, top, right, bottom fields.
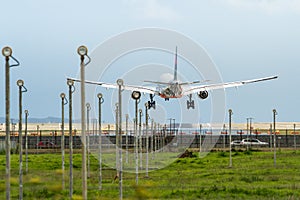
left=68, top=47, right=278, bottom=109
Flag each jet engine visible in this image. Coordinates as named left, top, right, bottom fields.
left=198, top=91, right=208, bottom=99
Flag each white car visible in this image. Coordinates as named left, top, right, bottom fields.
left=240, top=138, right=268, bottom=146
left=231, top=140, right=242, bottom=146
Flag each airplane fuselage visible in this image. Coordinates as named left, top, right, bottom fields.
left=159, top=82, right=183, bottom=99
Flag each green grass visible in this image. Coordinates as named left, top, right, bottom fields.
left=0, top=150, right=300, bottom=199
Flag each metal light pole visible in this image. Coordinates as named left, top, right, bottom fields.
left=115, top=103, right=119, bottom=172
left=86, top=103, right=91, bottom=178
left=97, top=93, right=104, bottom=190
left=229, top=109, right=233, bottom=168
left=139, top=109, right=143, bottom=170
left=145, top=103, right=149, bottom=178
left=246, top=117, right=253, bottom=149
left=168, top=118, right=172, bottom=136
left=77, top=45, right=90, bottom=200
left=24, top=110, right=29, bottom=174
left=67, top=79, right=74, bottom=199
left=117, top=79, right=123, bottom=200
left=151, top=119, right=154, bottom=159
left=17, top=79, right=27, bottom=200
left=131, top=91, right=141, bottom=185
left=36, top=125, right=39, bottom=153
left=199, top=124, right=202, bottom=157
left=154, top=122, right=157, bottom=159
left=60, top=93, right=68, bottom=189
left=3, top=46, right=19, bottom=200
left=293, top=123, right=296, bottom=150
left=273, top=109, right=277, bottom=167
left=125, top=114, right=129, bottom=164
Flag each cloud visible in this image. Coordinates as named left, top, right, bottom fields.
left=224, top=0, right=300, bottom=14
left=123, top=0, right=181, bottom=21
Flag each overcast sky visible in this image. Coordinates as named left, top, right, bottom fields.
left=1, top=0, right=300, bottom=124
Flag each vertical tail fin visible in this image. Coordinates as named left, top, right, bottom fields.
left=174, top=46, right=178, bottom=81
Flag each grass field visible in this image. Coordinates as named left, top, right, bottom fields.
left=0, top=149, right=300, bottom=199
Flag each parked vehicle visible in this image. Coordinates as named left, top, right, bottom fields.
left=231, top=140, right=241, bottom=146
left=37, top=141, right=58, bottom=148
left=240, top=138, right=268, bottom=146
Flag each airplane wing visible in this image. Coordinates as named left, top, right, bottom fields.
left=67, top=78, right=158, bottom=94
left=183, top=75, right=278, bottom=96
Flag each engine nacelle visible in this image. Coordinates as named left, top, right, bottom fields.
left=198, top=91, right=208, bottom=99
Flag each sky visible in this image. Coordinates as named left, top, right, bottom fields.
left=1, top=0, right=300, bottom=124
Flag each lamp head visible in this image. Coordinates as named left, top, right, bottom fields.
left=97, top=93, right=103, bottom=99
left=17, top=79, right=24, bottom=87
left=77, top=45, right=88, bottom=56
left=67, top=79, right=74, bottom=86
left=117, top=79, right=124, bottom=86
left=25, top=110, right=28, bottom=114
left=60, top=93, right=65, bottom=99
left=2, top=46, right=12, bottom=57
left=131, top=91, right=141, bottom=100
left=86, top=103, right=90, bottom=108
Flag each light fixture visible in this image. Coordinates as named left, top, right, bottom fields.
left=77, top=45, right=88, bottom=56
left=131, top=91, right=141, bottom=100
left=97, top=93, right=103, bottom=99
left=67, top=79, right=74, bottom=86
left=117, top=79, right=123, bottom=86
left=25, top=110, right=28, bottom=114
left=17, top=79, right=24, bottom=87
left=2, top=46, right=12, bottom=57
left=60, top=93, right=66, bottom=99
left=86, top=103, right=90, bottom=108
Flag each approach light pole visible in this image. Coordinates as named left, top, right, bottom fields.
left=17, top=79, right=27, bottom=200
left=60, top=93, right=68, bottom=189
left=77, top=45, right=91, bottom=200
left=117, top=79, right=123, bottom=200
left=86, top=102, right=91, bottom=178
left=67, top=79, right=74, bottom=198
left=3, top=46, right=20, bottom=200
left=24, top=110, right=29, bottom=174
left=139, top=108, right=143, bottom=170
left=293, top=123, right=296, bottom=151
left=145, top=102, right=149, bottom=178
left=125, top=114, right=129, bottom=164
left=273, top=109, right=277, bottom=167
left=97, top=93, right=104, bottom=190
left=229, top=109, right=233, bottom=168
left=131, top=91, right=141, bottom=184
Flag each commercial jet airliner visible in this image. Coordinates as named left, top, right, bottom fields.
left=68, top=47, right=278, bottom=109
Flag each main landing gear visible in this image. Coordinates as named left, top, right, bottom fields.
left=187, top=94, right=195, bottom=109
left=147, top=94, right=156, bottom=109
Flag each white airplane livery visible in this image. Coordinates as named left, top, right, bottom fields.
left=68, top=47, right=278, bottom=109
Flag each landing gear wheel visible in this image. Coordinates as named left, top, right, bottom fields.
left=187, top=100, right=195, bottom=109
